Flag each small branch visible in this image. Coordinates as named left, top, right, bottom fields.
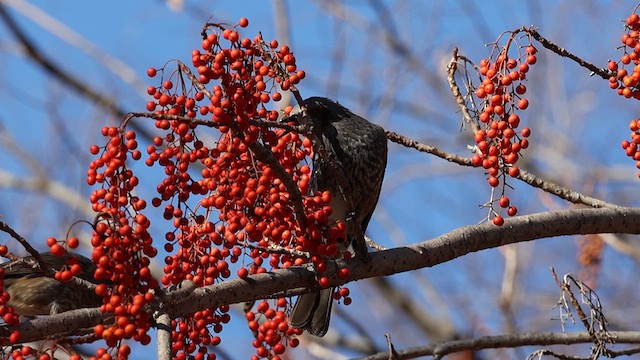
left=177, top=61, right=212, bottom=98
left=246, top=141, right=308, bottom=229
left=237, top=240, right=311, bottom=259
left=385, top=130, right=474, bottom=166
left=516, top=168, right=615, bottom=208
left=386, top=131, right=617, bottom=209
left=384, top=333, right=399, bottom=360
left=446, top=48, right=481, bottom=133
left=0, top=221, right=47, bottom=271
left=520, top=27, right=613, bottom=79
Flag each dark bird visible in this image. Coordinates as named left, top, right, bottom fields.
left=1, top=252, right=102, bottom=316
left=286, top=97, right=388, bottom=336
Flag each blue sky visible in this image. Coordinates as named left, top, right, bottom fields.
left=1, top=1, right=640, bottom=359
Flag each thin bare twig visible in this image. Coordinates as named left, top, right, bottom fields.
left=0, top=221, right=47, bottom=270
left=521, top=27, right=613, bottom=79
left=447, top=48, right=481, bottom=133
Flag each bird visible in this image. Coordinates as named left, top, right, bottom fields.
left=285, top=97, right=388, bottom=336
left=0, top=252, right=102, bottom=316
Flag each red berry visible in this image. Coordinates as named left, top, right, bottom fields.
left=50, top=243, right=65, bottom=256
left=146, top=67, right=157, bottom=77
left=517, top=98, right=529, bottom=110
left=493, top=216, right=504, bottom=226
left=318, top=277, right=330, bottom=288
left=67, top=237, right=79, bottom=249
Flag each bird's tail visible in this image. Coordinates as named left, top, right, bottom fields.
left=289, top=287, right=334, bottom=337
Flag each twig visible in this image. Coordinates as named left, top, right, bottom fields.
left=386, top=130, right=617, bottom=208
left=384, top=333, right=399, bottom=360
left=236, top=240, right=310, bottom=259
left=520, top=27, right=613, bottom=79
left=447, top=48, right=481, bottom=133
left=0, top=221, right=47, bottom=271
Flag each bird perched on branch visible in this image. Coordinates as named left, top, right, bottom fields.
left=285, top=97, right=388, bottom=336
left=1, top=252, right=102, bottom=316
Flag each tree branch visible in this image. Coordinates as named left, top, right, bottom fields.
left=2, top=206, right=640, bottom=342
left=355, top=331, right=640, bottom=360
left=169, top=206, right=640, bottom=317
left=385, top=130, right=617, bottom=208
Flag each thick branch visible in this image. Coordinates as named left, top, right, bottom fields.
left=3, top=207, right=640, bottom=341
left=169, top=206, right=640, bottom=317
left=0, top=308, right=106, bottom=342
left=155, top=312, right=172, bottom=360
left=356, top=331, right=640, bottom=360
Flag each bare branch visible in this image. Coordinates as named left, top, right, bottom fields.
left=447, top=48, right=481, bottom=133
left=521, top=27, right=613, bottom=79
left=0, top=221, right=47, bottom=270
left=168, top=206, right=640, bottom=317
left=355, top=331, right=640, bottom=360
left=386, top=130, right=617, bottom=208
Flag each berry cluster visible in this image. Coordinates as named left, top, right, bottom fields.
left=471, top=33, right=535, bottom=225
left=88, top=18, right=346, bottom=359
left=613, top=12, right=640, bottom=176
left=45, top=237, right=86, bottom=284
left=0, top=245, right=20, bottom=344
left=608, top=13, right=640, bottom=99
left=86, top=125, right=157, bottom=357
left=246, top=300, right=299, bottom=359
left=8, top=346, right=84, bottom=360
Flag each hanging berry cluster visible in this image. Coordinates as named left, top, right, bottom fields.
left=87, top=18, right=348, bottom=360
left=612, top=10, right=640, bottom=177
left=0, top=245, right=20, bottom=345
left=86, top=124, right=156, bottom=356
left=470, top=31, right=535, bottom=226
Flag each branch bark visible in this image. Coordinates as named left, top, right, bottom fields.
left=356, top=331, right=640, bottom=360
left=3, top=206, right=639, bottom=342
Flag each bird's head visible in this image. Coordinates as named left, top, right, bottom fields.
left=280, top=97, right=352, bottom=130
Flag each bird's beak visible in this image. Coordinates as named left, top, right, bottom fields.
left=279, top=103, right=303, bottom=124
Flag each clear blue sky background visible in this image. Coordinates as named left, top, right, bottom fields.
left=1, top=1, right=639, bottom=359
